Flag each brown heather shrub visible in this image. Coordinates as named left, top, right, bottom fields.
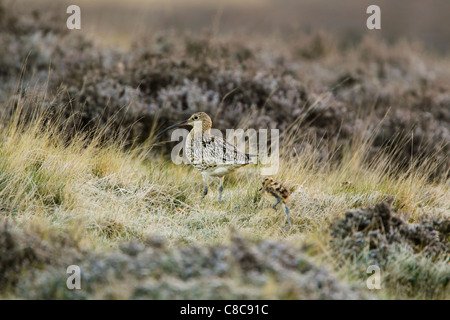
left=331, top=201, right=449, bottom=262
left=8, top=224, right=368, bottom=299
left=329, top=202, right=449, bottom=298
left=0, top=218, right=81, bottom=291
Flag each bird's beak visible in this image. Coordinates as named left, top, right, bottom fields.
left=157, top=119, right=189, bottom=137
left=258, top=186, right=263, bottom=191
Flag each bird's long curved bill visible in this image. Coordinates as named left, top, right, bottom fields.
left=157, top=119, right=189, bottom=137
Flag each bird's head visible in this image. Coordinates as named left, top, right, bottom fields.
left=259, top=177, right=274, bottom=191
left=187, top=112, right=212, bottom=131
left=157, top=112, right=212, bottom=137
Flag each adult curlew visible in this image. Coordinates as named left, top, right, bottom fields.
left=157, top=112, right=255, bottom=202
left=259, top=177, right=291, bottom=228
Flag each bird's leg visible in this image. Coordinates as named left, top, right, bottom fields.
left=201, top=175, right=208, bottom=200
left=218, top=176, right=224, bottom=203
left=284, top=205, right=291, bottom=228
left=272, top=197, right=281, bottom=210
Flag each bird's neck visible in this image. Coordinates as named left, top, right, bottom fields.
left=190, top=127, right=210, bottom=135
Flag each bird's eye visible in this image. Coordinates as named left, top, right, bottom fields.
left=193, top=116, right=199, bottom=120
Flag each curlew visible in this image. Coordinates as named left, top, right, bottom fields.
left=259, top=177, right=291, bottom=228
left=157, top=112, right=255, bottom=202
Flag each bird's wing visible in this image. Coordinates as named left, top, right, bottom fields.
left=267, top=182, right=290, bottom=201
left=206, top=135, right=254, bottom=165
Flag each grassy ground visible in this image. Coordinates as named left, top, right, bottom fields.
left=0, top=0, right=448, bottom=299
left=2, top=98, right=447, bottom=249
left=0, top=99, right=448, bottom=299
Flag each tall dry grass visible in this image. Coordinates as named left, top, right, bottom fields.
left=1, top=89, right=447, bottom=251
left=0, top=74, right=447, bottom=299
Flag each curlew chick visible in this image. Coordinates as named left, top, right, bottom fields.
left=157, top=112, right=255, bottom=202
left=259, top=177, right=291, bottom=228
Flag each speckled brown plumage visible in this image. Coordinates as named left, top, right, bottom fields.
left=259, top=177, right=291, bottom=228
left=158, top=112, right=254, bottom=202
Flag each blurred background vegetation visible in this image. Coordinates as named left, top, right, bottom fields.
left=15, top=0, right=450, bottom=52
